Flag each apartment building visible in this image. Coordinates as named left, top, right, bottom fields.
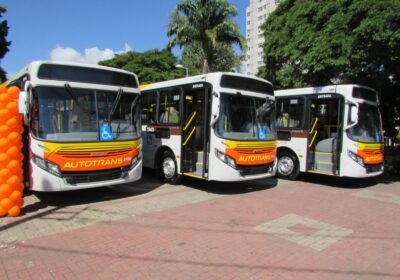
left=246, top=0, right=280, bottom=76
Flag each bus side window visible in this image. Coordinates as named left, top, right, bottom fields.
left=141, top=91, right=157, bottom=124
left=276, top=97, right=304, bottom=129
left=158, top=88, right=180, bottom=125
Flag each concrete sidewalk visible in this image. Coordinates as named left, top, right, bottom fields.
left=0, top=174, right=399, bottom=280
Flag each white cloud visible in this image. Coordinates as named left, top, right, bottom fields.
left=49, top=44, right=132, bottom=64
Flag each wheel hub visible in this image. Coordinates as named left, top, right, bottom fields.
left=278, top=156, right=294, bottom=176
left=162, top=157, right=176, bottom=179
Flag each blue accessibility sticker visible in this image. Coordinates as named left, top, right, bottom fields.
left=258, top=128, right=267, bottom=140
left=100, top=125, right=113, bottom=141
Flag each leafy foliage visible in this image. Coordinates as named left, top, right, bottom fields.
left=167, top=0, right=245, bottom=72
left=0, top=6, right=11, bottom=82
left=181, top=42, right=244, bottom=75
left=260, top=0, right=400, bottom=133
left=260, top=0, right=400, bottom=89
left=99, top=49, right=183, bottom=84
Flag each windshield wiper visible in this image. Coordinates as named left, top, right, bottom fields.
left=108, top=88, right=123, bottom=125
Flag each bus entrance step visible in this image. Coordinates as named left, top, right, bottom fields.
left=314, top=161, right=334, bottom=173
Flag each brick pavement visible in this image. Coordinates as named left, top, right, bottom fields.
left=0, top=174, right=399, bottom=280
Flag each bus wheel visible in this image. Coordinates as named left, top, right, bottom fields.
left=161, top=151, right=182, bottom=184
left=277, top=151, right=299, bottom=180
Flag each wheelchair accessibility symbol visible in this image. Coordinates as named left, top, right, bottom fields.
left=100, top=126, right=113, bottom=141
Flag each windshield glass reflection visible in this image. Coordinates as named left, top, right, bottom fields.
left=216, top=93, right=276, bottom=141
left=31, top=86, right=140, bottom=142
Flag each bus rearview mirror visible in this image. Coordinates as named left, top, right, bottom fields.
left=350, top=105, right=358, bottom=124
left=18, top=91, right=29, bottom=124
left=210, top=92, right=220, bottom=126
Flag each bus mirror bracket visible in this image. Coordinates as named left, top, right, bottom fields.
left=18, top=82, right=30, bottom=125
left=210, top=91, right=220, bottom=126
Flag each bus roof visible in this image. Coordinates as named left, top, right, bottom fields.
left=275, top=84, right=376, bottom=97
left=140, top=72, right=273, bottom=92
left=8, top=60, right=138, bottom=85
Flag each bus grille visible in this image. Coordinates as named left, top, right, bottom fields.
left=63, top=168, right=124, bottom=184
left=237, top=163, right=273, bottom=176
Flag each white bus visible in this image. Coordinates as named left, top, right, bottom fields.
left=7, top=61, right=142, bottom=191
left=275, top=84, right=384, bottom=179
left=140, top=72, right=277, bottom=183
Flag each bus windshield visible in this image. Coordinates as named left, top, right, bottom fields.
left=348, top=103, right=382, bottom=143
left=31, top=86, right=140, bottom=142
left=216, top=93, right=276, bottom=141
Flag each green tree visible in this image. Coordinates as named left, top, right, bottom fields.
left=260, top=0, right=400, bottom=89
left=0, top=6, right=11, bottom=82
left=181, top=42, right=244, bottom=75
left=260, top=0, right=400, bottom=140
left=99, top=49, right=183, bottom=84
left=167, top=0, right=246, bottom=72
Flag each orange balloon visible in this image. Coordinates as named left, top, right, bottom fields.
left=16, top=126, right=24, bottom=134
left=9, top=190, right=22, bottom=202
left=6, top=101, right=18, bottom=114
left=6, top=118, right=20, bottom=129
left=8, top=86, right=20, bottom=100
left=0, top=92, right=10, bottom=103
left=0, top=168, right=11, bottom=180
left=0, top=206, right=7, bottom=217
left=0, top=138, right=11, bottom=150
left=6, top=175, right=21, bottom=188
left=6, top=145, right=19, bottom=158
left=0, top=108, right=10, bottom=121
left=8, top=205, right=20, bottom=217
left=0, top=183, right=12, bottom=197
left=15, top=197, right=24, bottom=207
left=0, top=124, right=11, bottom=136
left=0, top=153, right=9, bottom=167
left=0, top=84, right=7, bottom=93
left=8, top=132, right=22, bottom=144
left=0, top=198, right=13, bottom=211
left=7, top=160, right=21, bottom=171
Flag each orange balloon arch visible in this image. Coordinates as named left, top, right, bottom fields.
left=0, top=85, right=24, bottom=217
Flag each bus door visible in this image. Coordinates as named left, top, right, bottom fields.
left=180, top=84, right=210, bottom=178
left=307, top=95, right=343, bottom=175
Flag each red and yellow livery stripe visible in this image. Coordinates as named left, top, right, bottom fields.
left=357, top=143, right=384, bottom=165
left=225, top=140, right=276, bottom=166
left=43, top=140, right=140, bottom=172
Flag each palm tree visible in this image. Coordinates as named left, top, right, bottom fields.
left=167, top=0, right=245, bottom=72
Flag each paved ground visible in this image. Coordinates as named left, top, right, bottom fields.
left=0, top=169, right=400, bottom=280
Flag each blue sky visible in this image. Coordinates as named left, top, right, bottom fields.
left=1, top=0, right=248, bottom=77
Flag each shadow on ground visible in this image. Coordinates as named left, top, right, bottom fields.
left=180, top=176, right=278, bottom=195
left=31, top=168, right=164, bottom=208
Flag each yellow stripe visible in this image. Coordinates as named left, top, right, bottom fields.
left=139, top=84, right=154, bottom=90
left=183, top=112, right=197, bottom=131
left=357, top=143, right=383, bottom=150
left=182, top=127, right=196, bottom=146
left=316, top=152, right=334, bottom=155
left=43, top=140, right=140, bottom=152
left=308, top=131, right=318, bottom=147
left=316, top=161, right=333, bottom=165
left=226, top=140, right=276, bottom=149
left=310, top=117, right=319, bottom=134
left=183, top=173, right=206, bottom=180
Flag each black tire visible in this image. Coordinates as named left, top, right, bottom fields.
left=277, top=151, right=300, bottom=180
left=160, top=151, right=182, bottom=184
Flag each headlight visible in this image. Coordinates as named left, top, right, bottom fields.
left=33, top=155, right=62, bottom=177
left=348, top=150, right=364, bottom=167
left=215, top=149, right=236, bottom=168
